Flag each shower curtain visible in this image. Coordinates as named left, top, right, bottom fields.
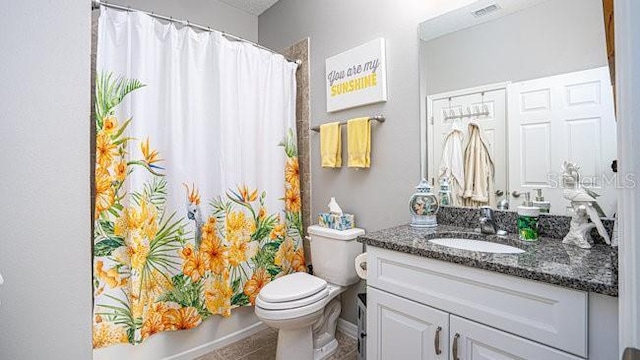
left=92, top=9, right=304, bottom=348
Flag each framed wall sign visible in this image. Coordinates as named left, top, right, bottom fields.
left=325, top=38, right=388, bottom=112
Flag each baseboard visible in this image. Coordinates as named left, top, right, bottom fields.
left=337, top=318, right=358, bottom=340
left=164, top=322, right=268, bottom=360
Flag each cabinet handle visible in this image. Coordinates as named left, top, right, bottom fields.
left=452, top=333, right=460, bottom=360
left=434, top=326, right=442, bottom=355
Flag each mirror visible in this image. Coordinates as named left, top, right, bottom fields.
left=419, top=0, right=616, bottom=217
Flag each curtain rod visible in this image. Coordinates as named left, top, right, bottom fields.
left=91, top=0, right=302, bottom=66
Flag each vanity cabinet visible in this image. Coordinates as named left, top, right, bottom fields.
left=366, top=246, right=617, bottom=360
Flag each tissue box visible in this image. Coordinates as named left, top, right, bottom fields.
left=318, top=213, right=355, bottom=230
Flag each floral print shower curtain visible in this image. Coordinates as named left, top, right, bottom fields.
left=92, top=10, right=304, bottom=348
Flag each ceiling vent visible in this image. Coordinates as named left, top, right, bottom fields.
left=472, top=4, right=501, bottom=18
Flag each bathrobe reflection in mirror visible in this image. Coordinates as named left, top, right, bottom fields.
left=438, top=126, right=465, bottom=206
left=463, top=121, right=495, bottom=207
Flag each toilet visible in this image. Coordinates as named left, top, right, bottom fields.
left=255, top=225, right=364, bottom=360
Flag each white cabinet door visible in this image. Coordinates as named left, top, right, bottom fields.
left=367, top=287, right=449, bottom=360
left=508, top=66, right=617, bottom=216
left=450, top=316, right=582, bottom=360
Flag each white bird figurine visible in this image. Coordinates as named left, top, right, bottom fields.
left=328, top=197, right=343, bottom=215
left=561, top=161, right=610, bottom=246
left=183, top=183, right=205, bottom=250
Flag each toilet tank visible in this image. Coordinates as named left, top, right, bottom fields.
left=308, top=225, right=365, bottom=286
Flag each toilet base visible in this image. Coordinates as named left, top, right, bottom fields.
left=276, top=326, right=314, bottom=360
left=313, top=338, right=338, bottom=360
left=258, top=284, right=348, bottom=360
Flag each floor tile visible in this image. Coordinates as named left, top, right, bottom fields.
left=236, top=341, right=277, bottom=360
left=214, top=328, right=277, bottom=360
left=205, top=329, right=357, bottom=360
left=327, top=331, right=357, bottom=360
left=338, top=350, right=358, bottom=360
left=195, top=352, right=221, bottom=360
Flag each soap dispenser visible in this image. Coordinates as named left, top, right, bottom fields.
left=517, top=192, right=540, bottom=241
left=438, top=178, right=453, bottom=206
left=532, top=189, right=551, bottom=214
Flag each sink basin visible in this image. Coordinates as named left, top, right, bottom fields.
left=428, top=238, right=525, bottom=254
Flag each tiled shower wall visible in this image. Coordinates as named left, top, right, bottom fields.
left=91, top=12, right=98, bottom=246
left=283, top=38, right=312, bottom=263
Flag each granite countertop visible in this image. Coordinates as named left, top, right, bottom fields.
left=358, top=224, right=618, bottom=297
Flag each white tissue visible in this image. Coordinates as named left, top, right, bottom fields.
left=328, top=197, right=343, bottom=215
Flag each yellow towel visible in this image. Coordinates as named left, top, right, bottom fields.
left=320, top=122, right=342, bottom=167
left=347, top=117, right=371, bottom=168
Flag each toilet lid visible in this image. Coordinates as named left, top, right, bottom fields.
left=258, top=272, right=327, bottom=303
left=256, top=286, right=329, bottom=311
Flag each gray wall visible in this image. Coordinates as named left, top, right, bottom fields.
left=0, top=2, right=92, bottom=359
left=259, top=0, right=477, bottom=323
left=424, top=0, right=607, bottom=95
left=110, top=0, right=259, bottom=41
left=0, top=1, right=257, bottom=358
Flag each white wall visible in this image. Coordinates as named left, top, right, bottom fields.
left=0, top=2, right=92, bottom=359
left=109, top=0, right=259, bottom=42
left=616, top=0, right=640, bottom=354
left=258, top=0, right=477, bottom=324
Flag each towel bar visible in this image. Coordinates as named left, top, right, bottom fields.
left=310, top=115, right=385, bottom=132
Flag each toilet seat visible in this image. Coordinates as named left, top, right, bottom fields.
left=255, top=273, right=336, bottom=321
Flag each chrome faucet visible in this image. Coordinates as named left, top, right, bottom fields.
left=479, top=206, right=498, bottom=235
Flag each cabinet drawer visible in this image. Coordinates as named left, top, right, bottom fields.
left=368, top=247, right=588, bottom=357
left=451, top=315, right=582, bottom=360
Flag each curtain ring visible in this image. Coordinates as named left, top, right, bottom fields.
left=127, top=5, right=131, bottom=12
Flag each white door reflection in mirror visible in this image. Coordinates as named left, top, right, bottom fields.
left=428, top=85, right=507, bottom=207
left=508, top=67, right=616, bottom=216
